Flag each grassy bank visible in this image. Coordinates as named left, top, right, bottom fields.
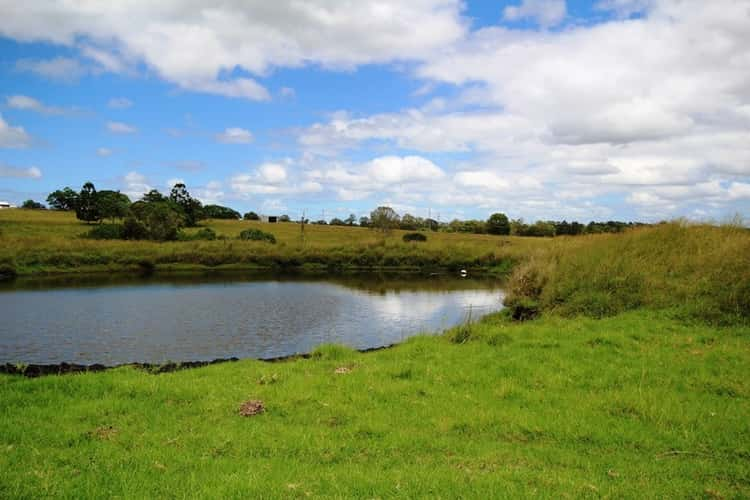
left=0, top=209, right=540, bottom=276
left=504, top=222, right=750, bottom=323
left=1, top=311, right=748, bottom=497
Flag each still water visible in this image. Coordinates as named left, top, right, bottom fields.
left=0, top=273, right=504, bottom=365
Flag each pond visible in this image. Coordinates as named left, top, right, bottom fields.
left=0, top=273, right=504, bottom=365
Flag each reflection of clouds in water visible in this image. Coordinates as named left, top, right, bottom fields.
left=1, top=281, right=505, bottom=364
left=372, top=290, right=504, bottom=320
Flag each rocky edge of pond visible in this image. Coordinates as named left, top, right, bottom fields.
left=0, top=344, right=396, bottom=378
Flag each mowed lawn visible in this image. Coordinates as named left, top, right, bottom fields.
left=1, top=311, right=748, bottom=498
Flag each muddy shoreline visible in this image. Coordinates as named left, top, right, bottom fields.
left=0, top=344, right=396, bottom=378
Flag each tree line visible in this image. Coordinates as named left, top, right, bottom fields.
left=37, top=184, right=647, bottom=239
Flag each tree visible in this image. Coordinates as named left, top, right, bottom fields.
left=359, top=216, right=370, bottom=228
left=370, top=206, right=400, bottom=233
left=279, top=214, right=291, bottom=222
left=345, top=213, right=357, bottom=226
left=424, top=218, right=439, bottom=231
left=243, top=211, right=260, bottom=221
left=46, top=187, right=78, bottom=211
left=329, top=217, right=346, bottom=226
left=76, top=182, right=101, bottom=223
left=97, top=190, right=131, bottom=223
left=203, top=204, right=240, bottom=219
left=486, top=213, right=510, bottom=235
left=169, top=183, right=203, bottom=227
left=21, top=200, right=45, bottom=210
left=400, top=213, right=419, bottom=230
left=141, top=189, right=167, bottom=203
left=129, top=201, right=185, bottom=241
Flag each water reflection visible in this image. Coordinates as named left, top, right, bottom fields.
left=1, top=273, right=504, bottom=365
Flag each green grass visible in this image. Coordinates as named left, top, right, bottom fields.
left=1, top=311, right=748, bottom=498
left=0, top=209, right=544, bottom=276
left=504, top=222, right=750, bottom=323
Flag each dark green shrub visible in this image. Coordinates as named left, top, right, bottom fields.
left=403, top=232, right=427, bottom=242
left=179, top=227, right=217, bottom=241
left=239, top=228, right=276, bottom=244
left=0, top=262, right=17, bottom=280
left=122, top=217, right=148, bottom=240
left=85, top=224, right=124, bottom=240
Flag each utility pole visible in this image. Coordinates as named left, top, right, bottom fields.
left=300, top=209, right=306, bottom=244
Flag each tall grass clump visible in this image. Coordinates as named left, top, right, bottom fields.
left=504, top=222, right=750, bottom=323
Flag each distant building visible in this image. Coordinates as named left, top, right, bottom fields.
left=0, top=201, right=14, bottom=209
left=260, top=215, right=278, bottom=223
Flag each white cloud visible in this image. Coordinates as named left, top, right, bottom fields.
left=96, top=147, right=113, bottom=157
left=503, top=0, right=567, bottom=28
left=0, top=164, right=42, bottom=179
left=122, top=171, right=152, bottom=199
left=107, top=121, right=137, bottom=134
left=216, top=127, right=253, bottom=144
left=108, top=97, right=133, bottom=109
left=0, top=1, right=464, bottom=100
left=6, top=95, right=67, bottom=115
left=366, top=155, right=444, bottom=184
left=0, top=114, right=32, bottom=148
left=231, top=162, right=321, bottom=197
left=297, top=0, right=750, bottom=219
left=15, top=57, right=87, bottom=83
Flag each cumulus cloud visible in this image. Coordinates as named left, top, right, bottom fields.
left=0, top=0, right=464, bottom=100
left=0, top=114, right=32, bottom=148
left=96, top=147, right=113, bottom=157
left=0, top=164, right=42, bottom=179
left=216, top=127, right=253, bottom=144
left=503, top=0, right=567, bottom=28
left=299, top=0, right=750, bottom=219
left=231, top=162, right=321, bottom=197
left=107, top=121, right=137, bottom=134
left=121, top=171, right=152, bottom=199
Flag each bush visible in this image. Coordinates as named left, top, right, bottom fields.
left=403, top=232, right=427, bottom=242
left=85, top=224, right=125, bottom=240
left=180, top=227, right=217, bottom=241
left=122, top=217, right=148, bottom=240
left=239, top=228, right=276, bottom=244
left=0, top=262, right=17, bottom=280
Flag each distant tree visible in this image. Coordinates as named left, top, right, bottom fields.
left=486, top=213, right=510, bottom=235
left=129, top=201, right=184, bottom=241
left=329, top=217, right=346, bottom=226
left=243, top=211, right=260, bottom=221
left=345, top=213, right=357, bottom=226
left=76, top=182, right=101, bottom=223
left=21, top=199, right=45, bottom=210
left=279, top=214, right=291, bottom=223
left=169, top=183, right=203, bottom=227
left=359, top=216, right=370, bottom=228
left=400, top=213, right=419, bottom=231
left=46, top=187, right=78, bottom=211
left=97, top=190, right=131, bottom=223
left=313, top=219, right=328, bottom=225
left=424, top=218, right=439, bottom=231
left=370, top=206, right=400, bottom=233
left=203, top=204, right=241, bottom=219
left=141, top=189, right=167, bottom=203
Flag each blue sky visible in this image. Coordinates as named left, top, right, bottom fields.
left=1, top=0, right=749, bottom=223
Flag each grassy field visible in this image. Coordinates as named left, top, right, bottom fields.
left=0, top=209, right=545, bottom=276
left=2, top=210, right=749, bottom=497
left=1, top=311, right=748, bottom=498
